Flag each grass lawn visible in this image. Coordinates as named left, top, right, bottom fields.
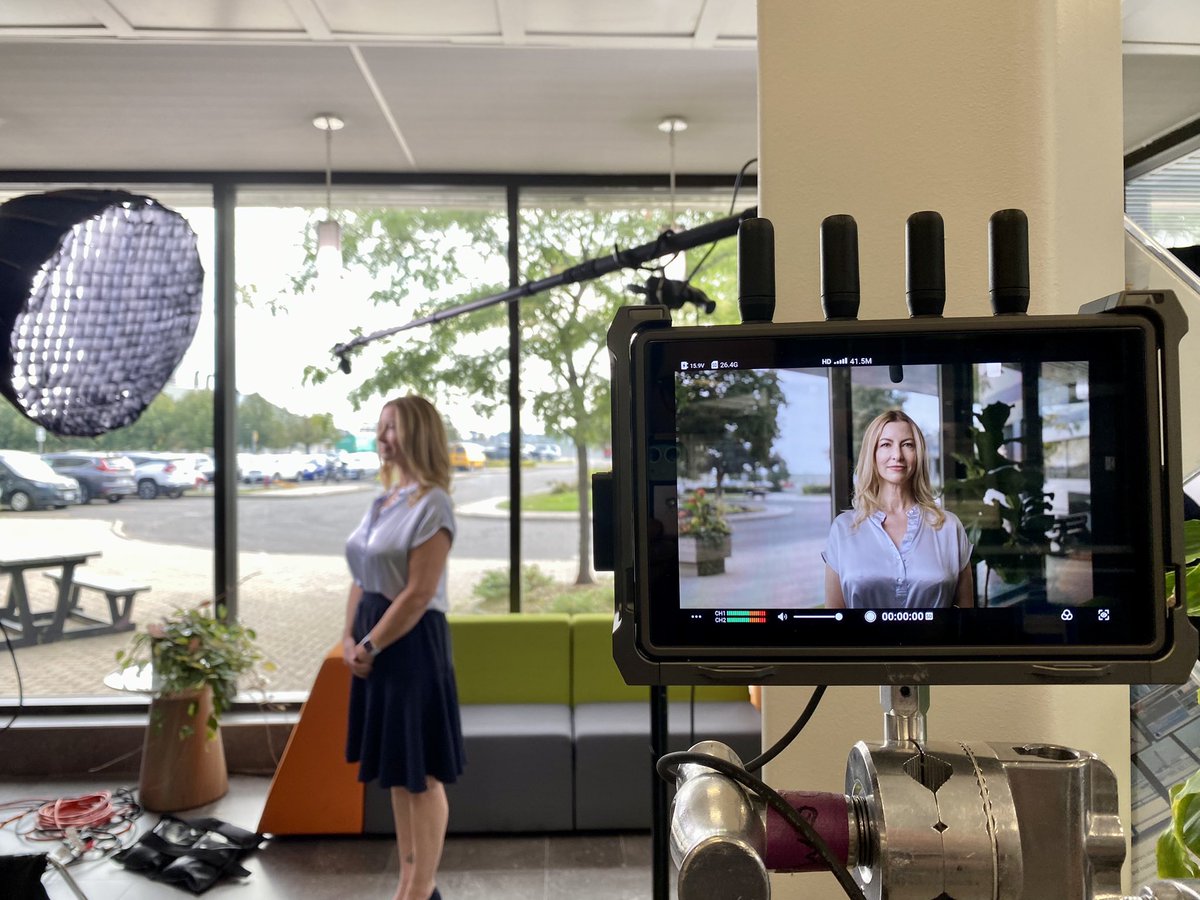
left=498, top=491, right=579, bottom=512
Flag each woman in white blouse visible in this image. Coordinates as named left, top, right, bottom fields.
left=343, top=395, right=463, bottom=900
left=823, top=409, right=974, bottom=610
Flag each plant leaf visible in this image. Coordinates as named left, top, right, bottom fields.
left=1172, top=769, right=1200, bottom=855
left=1158, top=827, right=1200, bottom=878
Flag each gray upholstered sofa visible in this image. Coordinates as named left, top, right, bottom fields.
left=362, top=612, right=761, bottom=833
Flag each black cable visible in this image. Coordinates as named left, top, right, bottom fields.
left=743, top=684, right=826, bottom=773
left=657, top=750, right=866, bottom=900
left=0, top=618, right=22, bottom=732
left=685, top=157, right=758, bottom=283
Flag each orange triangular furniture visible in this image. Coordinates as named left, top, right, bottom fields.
left=258, top=644, right=363, bottom=834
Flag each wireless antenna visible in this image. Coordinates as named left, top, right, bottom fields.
left=989, top=209, right=1030, bottom=315
left=737, top=217, right=776, bottom=323
left=906, top=210, right=946, bottom=317
left=820, top=215, right=859, bottom=320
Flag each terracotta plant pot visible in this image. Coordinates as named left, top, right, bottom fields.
left=139, top=686, right=229, bottom=812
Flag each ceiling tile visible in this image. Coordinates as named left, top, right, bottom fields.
left=109, top=0, right=303, bottom=32
left=317, top=0, right=500, bottom=37
left=0, top=0, right=98, bottom=28
left=527, top=0, right=704, bottom=37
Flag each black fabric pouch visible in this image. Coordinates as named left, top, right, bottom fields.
left=115, top=814, right=262, bottom=894
left=0, top=854, right=51, bottom=900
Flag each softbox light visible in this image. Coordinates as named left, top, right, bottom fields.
left=0, top=189, right=204, bottom=437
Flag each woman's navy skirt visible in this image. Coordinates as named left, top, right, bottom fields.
left=345, top=592, right=466, bottom=792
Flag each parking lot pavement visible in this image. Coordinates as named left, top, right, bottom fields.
left=0, top=517, right=580, bottom=699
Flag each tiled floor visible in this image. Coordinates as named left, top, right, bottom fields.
left=0, top=775, right=664, bottom=899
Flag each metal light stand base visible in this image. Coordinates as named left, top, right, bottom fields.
left=668, top=684, right=1161, bottom=900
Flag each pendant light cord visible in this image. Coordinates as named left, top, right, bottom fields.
left=324, top=124, right=333, bottom=215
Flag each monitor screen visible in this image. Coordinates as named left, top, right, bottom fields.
left=632, top=317, right=1165, bottom=661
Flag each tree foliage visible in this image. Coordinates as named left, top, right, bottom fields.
left=851, top=385, right=907, bottom=437
left=297, top=202, right=740, bottom=583
left=949, top=401, right=1054, bottom=602
left=675, top=369, right=786, bottom=493
left=0, top=390, right=339, bottom=454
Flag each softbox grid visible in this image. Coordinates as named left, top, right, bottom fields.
left=0, top=190, right=204, bottom=437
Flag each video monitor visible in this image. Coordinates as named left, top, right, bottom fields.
left=608, top=306, right=1196, bottom=683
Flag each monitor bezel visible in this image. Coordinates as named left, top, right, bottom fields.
left=600, top=296, right=1198, bottom=685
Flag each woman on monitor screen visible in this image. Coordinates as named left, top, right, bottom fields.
left=824, top=409, right=974, bottom=609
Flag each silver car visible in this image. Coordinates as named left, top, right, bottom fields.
left=42, top=452, right=137, bottom=504
left=126, top=452, right=201, bottom=499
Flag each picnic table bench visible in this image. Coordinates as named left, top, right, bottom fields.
left=41, top=571, right=149, bottom=637
left=1, top=549, right=101, bottom=647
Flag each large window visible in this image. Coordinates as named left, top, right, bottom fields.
left=0, top=176, right=748, bottom=707
left=232, top=188, right=509, bottom=693
left=514, top=188, right=746, bottom=615
left=0, top=185, right=214, bottom=701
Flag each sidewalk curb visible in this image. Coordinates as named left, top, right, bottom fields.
left=453, top=498, right=800, bottom=523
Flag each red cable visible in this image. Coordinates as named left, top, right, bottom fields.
left=37, top=791, right=117, bottom=831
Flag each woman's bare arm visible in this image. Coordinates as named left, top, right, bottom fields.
left=825, top=564, right=846, bottom=609
left=954, top=563, right=975, bottom=609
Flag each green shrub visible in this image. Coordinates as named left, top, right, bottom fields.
left=801, top=483, right=831, bottom=495
left=469, top=564, right=613, bottom=614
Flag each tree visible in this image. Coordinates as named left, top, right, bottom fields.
left=851, top=384, right=907, bottom=438
left=1, top=384, right=340, bottom=456
left=301, top=203, right=740, bottom=585
left=674, top=370, right=786, bottom=494
left=295, top=413, right=338, bottom=452
left=0, top=402, right=40, bottom=450
left=236, top=393, right=286, bottom=451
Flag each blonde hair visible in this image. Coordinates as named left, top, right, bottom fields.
left=851, top=409, right=944, bottom=529
left=377, top=395, right=452, bottom=499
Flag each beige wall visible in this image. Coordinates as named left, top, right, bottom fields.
left=756, top=1, right=1131, bottom=897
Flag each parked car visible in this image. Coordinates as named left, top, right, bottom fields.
left=179, top=453, right=215, bottom=484
left=125, top=452, right=201, bottom=499
left=0, top=450, right=80, bottom=511
left=340, top=451, right=380, bottom=481
left=449, top=441, right=487, bottom=471
left=483, top=442, right=509, bottom=460
left=236, top=452, right=268, bottom=484
left=532, top=443, right=562, bottom=461
left=42, top=452, right=136, bottom=504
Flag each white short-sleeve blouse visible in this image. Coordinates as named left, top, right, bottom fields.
left=345, top=484, right=456, bottom=613
left=822, top=507, right=972, bottom=609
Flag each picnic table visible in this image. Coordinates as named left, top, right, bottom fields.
left=0, top=548, right=116, bottom=648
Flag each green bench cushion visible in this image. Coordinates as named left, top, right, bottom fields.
left=448, top=613, right=571, bottom=705
left=569, top=612, right=752, bottom=705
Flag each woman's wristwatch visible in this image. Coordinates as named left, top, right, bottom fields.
left=358, top=635, right=381, bottom=658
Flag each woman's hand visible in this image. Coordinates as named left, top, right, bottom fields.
left=343, top=635, right=373, bottom=679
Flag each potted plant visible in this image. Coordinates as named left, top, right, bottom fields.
left=949, top=401, right=1055, bottom=606
left=116, top=603, right=269, bottom=812
left=1156, top=519, right=1200, bottom=877
left=678, top=488, right=733, bottom=576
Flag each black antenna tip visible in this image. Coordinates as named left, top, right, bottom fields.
left=989, top=209, right=1030, bottom=315
left=906, top=210, right=945, bottom=317
left=820, top=214, right=860, bottom=320
left=738, top=217, right=775, bottom=323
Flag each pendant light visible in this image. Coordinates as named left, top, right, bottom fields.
left=313, top=113, right=345, bottom=278
left=658, top=116, right=689, bottom=282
